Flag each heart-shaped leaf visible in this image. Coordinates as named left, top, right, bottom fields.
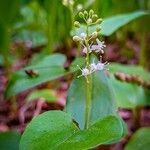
left=20, top=110, right=124, bottom=150
left=65, top=70, right=116, bottom=129
left=5, top=54, right=67, bottom=98
left=125, top=127, right=150, bottom=150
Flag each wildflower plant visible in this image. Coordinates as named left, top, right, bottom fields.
left=73, top=10, right=108, bottom=129
left=18, top=9, right=127, bottom=150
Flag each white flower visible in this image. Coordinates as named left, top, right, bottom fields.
left=90, top=59, right=97, bottom=72
left=96, top=62, right=105, bottom=70
left=82, top=44, right=92, bottom=54
left=96, top=57, right=109, bottom=71
left=91, top=38, right=106, bottom=53
left=77, top=65, right=90, bottom=77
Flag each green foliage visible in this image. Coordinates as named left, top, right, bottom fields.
left=109, top=63, right=150, bottom=109
left=69, top=57, right=85, bottom=72
left=20, top=111, right=124, bottom=150
left=5, top=54, right=86, bottom=98
left=109, top=63, right=150, bottom=82
left=43, top=0, right=72, bottom=50
left=0, top=0, right=19, bottom=26
left=125, top=127, right=150, bottom=150
left=65, top=71, right=116, bottom=129
left=5, top=54, right=67, bottom=98
left=100, top=11, right=148, bottom=36
left=0, top=131, right=21, bottom=150
left=72, top=11, right=148, bottom=36
left=26, top=89, right=57, bottom=102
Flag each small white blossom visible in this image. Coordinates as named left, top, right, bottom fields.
left=80, top=32, right=86, bottom=40
left=96, top=57, right=109, bottom=71
left=82, top=44, right=92, bottom=54
left=96, top=62, right=105, bottom=70
left=90, top=59, right=97, bottom=72
left=91, top=38, right=106, bottom=53
left=77, top=65, right=91, bottom=77
left=90, top=63, right=97, bottom=72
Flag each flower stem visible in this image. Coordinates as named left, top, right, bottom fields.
left=84, top=25, right=91, bottom=129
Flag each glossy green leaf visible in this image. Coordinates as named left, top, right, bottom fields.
left=20, top=111, right=124, bottom=150
left=5, top=54, right=67, bottom=98
left=0, top=131, right=21, bottom=150
left=72, top=11, right=148, bottom=36
left=65, top=70, right=116, bottom=129
left=109, top=63, right=150, bottom=109
left=125, top=127, right=150, bottom=150
left=26, top=89, right=57, bottom=102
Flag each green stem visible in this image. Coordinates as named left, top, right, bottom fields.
left=84, top=25, right=91, bottom=129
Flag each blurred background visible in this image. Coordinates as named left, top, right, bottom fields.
left=0, top=0, right=150, bottom=150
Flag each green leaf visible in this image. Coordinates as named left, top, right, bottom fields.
left=72, top=11, right=148, bottom=36
left=100, top=11, right=148, bottom=36
left=0, top=131, right=21, bottom=150
left=65, top=70, right=116, bottom=129
left=69, top=57, right=85, bottom=72
left=26, top=89, right=57, bottom=102
left=20, top=111, right=124, bottom=150
left=109, top=76, right=150, bottom=109
left=125, top=127, right=150, bottom=150
left=5, top=54, right=67, bottom=98
left=108, top=63, right=150, bottom=109
left=109, top=63, right=150, bottom=82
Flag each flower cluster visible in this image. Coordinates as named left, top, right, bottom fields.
left=77, top=57, right=109, bottom=80
left=73, top=10, right=108, bottom=79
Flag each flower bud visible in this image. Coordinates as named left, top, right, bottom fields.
left=84, top=10, right=88, bottom=18
left=89, top=9, right=94, bottom=17
left=74, top=21, right=80, bottom=28
left=96, top=18, right=103, bottom=24
left=92, top=31, right=98, bottom=39
left=92, top=14, right=98, bottom=20
left=96, top=27, right=101, bottom=32
left=73, top=36, right=81, bottom=42
left=79, top=12, right=84, bottom=18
